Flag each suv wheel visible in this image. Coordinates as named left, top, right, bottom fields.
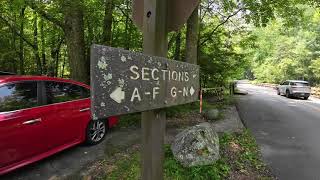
left=85, top=119, right=107, bottom=145
left=304, top=96, right=309, bottom=100
left=286, top=90, right=291, bottom=98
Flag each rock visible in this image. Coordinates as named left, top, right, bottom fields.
left=234, top=89, right=248, bottom=95
left=171, top=122, right=220, bottom=167
left=82, top=175, right=92, bottom=180
left=48, top=176, right=60, bottom=180
left=211, top=106, right=244, bottom=133
left=204, top=109, right=220, bottom=120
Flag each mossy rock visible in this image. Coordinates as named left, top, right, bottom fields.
left=203, top=109, right=220, bottom=121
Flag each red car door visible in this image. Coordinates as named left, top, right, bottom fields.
left=0, top=81, right=47, bottom=168
left=41, top=81, right=91, bottom=149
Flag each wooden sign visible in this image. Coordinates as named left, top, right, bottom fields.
left=90, top=44, right=199, bottom=119
left=132, top=0, right=200, bottom=31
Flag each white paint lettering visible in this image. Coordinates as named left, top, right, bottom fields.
left=183, top=87, right=189, bottom=97
left=130, top=65, right=140, bottom=80
left=172, top=71, right=178, bottom=81
left=178, top=72, right=182, bottom=81
left=151, top=69, right=159, bottom=80
left=153, top=87, right=160, bottom=99
left=185, top=72, right=189, bottom=82
left=130, top=88, right=141, bottom=102
left=162, top=70, right=168, bottom=80
left=142, top=67, right=150, bottom=80
left=171, top=87, right=177, bottom=97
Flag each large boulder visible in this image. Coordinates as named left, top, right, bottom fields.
left=171, top=122, right=220, bottom=167
left=204, top=109, right=220, bottom=121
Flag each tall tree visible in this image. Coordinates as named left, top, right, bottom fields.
left=40, top=17, right=46, bottom=74
left=103, top=0, right=113, bottom=46
left=28, top=0, right=89, bottom=83
left=33, top=12, right=42, bottom=75
left=185, top=6, right=199, bottom=64
left=19, top=5, right=26, bottom=75
left=62, top=0, right=88, bottom=83
left=124, top=0, right=131, bottom=50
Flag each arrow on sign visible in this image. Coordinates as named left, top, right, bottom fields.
left=190, top=86, right=195, bottom=96
left=110, top=87, right=125, bottom=104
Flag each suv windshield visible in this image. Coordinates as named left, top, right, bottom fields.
left=292, top=82, right=309, bottom=86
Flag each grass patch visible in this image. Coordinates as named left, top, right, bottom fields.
left=166, top=94, right=235, bottom=118
left=107, top=152, right=141, bottom=180
left=116, top=93, right=235, bottom=127
left=104, top=146, right=230, bottom=180
left=103, top=130, right=273, bottom=180
left=166, top=102, right=200, bottom=118
left=117, top=113, right=141, bottom=128
left=220, top=130, right=268, bottom=173
left=163, top=145, right=230, bottom=180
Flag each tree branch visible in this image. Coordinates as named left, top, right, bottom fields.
left=0, top=15, right=36, bottom=49
left=200, top=1, right=215, bottom=22
left=114, top=4, right=134, bottom=23
left=26, top=0, right=64, bottom=29
left=200, top=8, right=243, bottom=46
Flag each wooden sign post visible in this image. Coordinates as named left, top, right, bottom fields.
left=91, top=1, right=200, bottom=180
left=90, top=45, right=200, bottom=179
left=141, top=1, right=168, bottom=180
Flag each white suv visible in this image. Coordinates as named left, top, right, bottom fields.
left=277, top=80, right=311, bottom=100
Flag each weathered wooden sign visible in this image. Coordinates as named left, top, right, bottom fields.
left=133, top=0, right=200, bottom=31
left=90, top=44, right=199, bottom=119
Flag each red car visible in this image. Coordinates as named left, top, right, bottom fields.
left=0, top=75, right=118, bottom=175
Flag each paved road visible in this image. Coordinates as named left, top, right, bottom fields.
left=236, top=81, right=320, bottom=180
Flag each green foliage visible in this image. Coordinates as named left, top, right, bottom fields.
left=242, top=5, right=320, bottom=85
left=220, top=130, right=269, bottom=173
left=163, top=145, right=230, bottom=180
left=117, top=113, right=141, bottom=128
left=0, top=0, right=262, bottom=86
left=117, top=92, right=234, bottom=128
left=105, top=145, right=231, bottom=180
left=166, top=102, right=200, bottom=118
left=104, top=130, right=270, bottom=179
left=107, top=152, right=141, bottom=180
left=1, top=0, right=319, bottom=86
left=310, top=58, right=320, bottom=79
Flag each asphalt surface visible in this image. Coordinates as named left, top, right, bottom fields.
left=236, top=81, right=320, bottom=180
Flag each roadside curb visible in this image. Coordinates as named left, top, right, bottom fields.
left=234, top=97, right=248, bottom=129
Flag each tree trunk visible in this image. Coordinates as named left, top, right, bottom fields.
left=19, top=6, right=26, bottom=75
left=49, top=31, right=56, bottom=77
left=185, top=6, right=199, bottom=64
left=63, top=0, right=88, bottom=84
left=61, top=49, right=67, bottom=78
left=11, top=25, right=18, bottom=73
left=33, top=12, right=42, bottom=75
left=55, top=38, right=63, bottom=77
left=86, top=18, right=93, bottom=79
left=174, top=31, right=181, bottom=61
left=124, top=0, right=131, bottom=50
left=103, top=0, right=113, bottom=46
left=11, top=6, right=18, bottom=73
left=40, top=18, right=46, bottom=74
left=55, top=49, right=60, bottom=77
